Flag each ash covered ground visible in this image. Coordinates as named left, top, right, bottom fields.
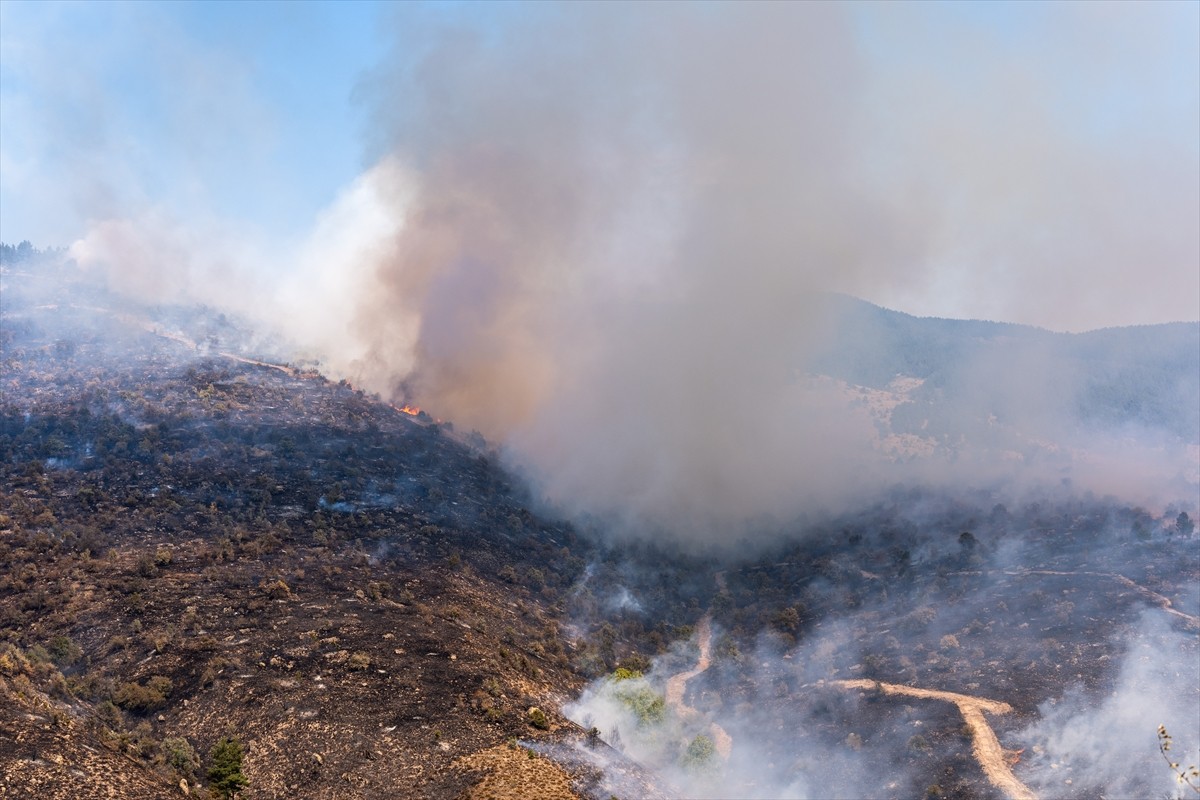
left=1, top=255, right=1197, bottom=800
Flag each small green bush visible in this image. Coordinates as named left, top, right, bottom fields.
left=682, top=734, right=714, bottom=768
left=614, top=683, right=665, bottom=726
left=526, top=707, right=549, bottom=730
left=47, top=635, right=82, bottom=666
left=161, top=736, right=199, bottom=776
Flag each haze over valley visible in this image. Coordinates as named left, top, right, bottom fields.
left=1, top=3, right=1197, bottom=799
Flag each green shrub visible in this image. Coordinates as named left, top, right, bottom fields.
left=682, top=734, right=714, bottom=768
left=526, top=707, right=550, bottom=730
left=46, top=635, right=82, bottom=666
left=614, top=683, right=665, bottom=726
left=161, top=736, right=199, bottom=776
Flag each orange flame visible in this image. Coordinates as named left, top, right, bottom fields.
left=398, top=404, right=421, bottom=416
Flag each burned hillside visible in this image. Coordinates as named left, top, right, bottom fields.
left=0, top=265, right=628, bottom=798
left=2, top=257, right=1198, bottom=800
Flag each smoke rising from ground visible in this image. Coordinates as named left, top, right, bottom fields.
left=46, top=3, right=1200, bottom=542
left=561, top=501, right=1200, bottom=798
left=351, top=3, right=1198, bottom=540
left=1018, top=612, right=1200, bottom=800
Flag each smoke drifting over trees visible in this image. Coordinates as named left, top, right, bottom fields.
left=38, top=2, right=1200, bottom=542
left=4, top=6, right=1199, bottom=798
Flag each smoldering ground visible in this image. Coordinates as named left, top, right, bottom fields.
left=47, top=2, right=1198, bottom=547
left=562, top=493, right=1200, bottom=799
left=6, top=252, right=1197, bottom=799
left=5, top=8, right=1199, bottom=796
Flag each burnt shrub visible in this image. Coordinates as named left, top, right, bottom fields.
left=113, top=675, right=173, bottom=713
left=160, top=736, right=199, bottom=776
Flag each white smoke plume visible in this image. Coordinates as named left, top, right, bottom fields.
left=33, top=2, right=1200, bottom=542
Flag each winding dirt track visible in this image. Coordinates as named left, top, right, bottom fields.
left=1005, top=569, right=1199, bottom=628
left=664, top=575, right=732, bottom=759
left=664, top=615, right=713, bottom=713
left=832, top=679, right=1037, bottom=800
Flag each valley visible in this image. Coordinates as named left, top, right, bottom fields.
left=1, top=262, right=1197, bottom=799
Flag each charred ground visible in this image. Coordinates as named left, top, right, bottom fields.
left=0, top=264, right=629, bottom=798
left=2, top=257, right=1198, bottom=800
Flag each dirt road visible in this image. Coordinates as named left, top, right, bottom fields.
left=832, top=679, right=1037, bottom=800
left=664, top=575, right=733, bottom=760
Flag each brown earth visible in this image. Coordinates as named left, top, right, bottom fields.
left=0, top=288, right=601, bottom=798
left=454, top=744, right=578, bottom=800
left=832, top=679, right=1036, bottom=800
left=662, top=573, right=732, bottom=762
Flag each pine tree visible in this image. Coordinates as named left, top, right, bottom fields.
left=207, top=737, right=248, bottom=798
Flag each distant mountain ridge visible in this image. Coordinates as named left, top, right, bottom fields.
left=813, top=294, right=1200, bottom=444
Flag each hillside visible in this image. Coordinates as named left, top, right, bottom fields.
left=2, top=257, right=1198, bottom=800
left=813, top=294, right=1200, bottom=443
left=0, top=264, right=657, bottom=798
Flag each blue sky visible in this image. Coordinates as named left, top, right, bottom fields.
left=1, top=0, right=387, bottom=244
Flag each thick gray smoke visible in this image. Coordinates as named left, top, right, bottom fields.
left=60, top=3, right=1200, bottom=542
left=346, top=3, right=1198, bottom=539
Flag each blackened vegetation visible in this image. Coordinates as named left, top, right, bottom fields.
left=563, top=492, right=1197, bottom=798
left=565, top=543, right=716, bottom=679
left=683, top=494, right=1197, bottom=799
left=0, top=269, right=595, bottom=798
left=1, top=258, right=1197, bottom=799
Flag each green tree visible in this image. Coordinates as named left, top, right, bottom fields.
left=207, top=737, right=248, bottom=798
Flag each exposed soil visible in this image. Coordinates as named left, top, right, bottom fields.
left=832, top=679, right=1036, bottom=800
left=663, top=614, right=732, bottom=762
left=663, top=573, right=732, bottom=762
